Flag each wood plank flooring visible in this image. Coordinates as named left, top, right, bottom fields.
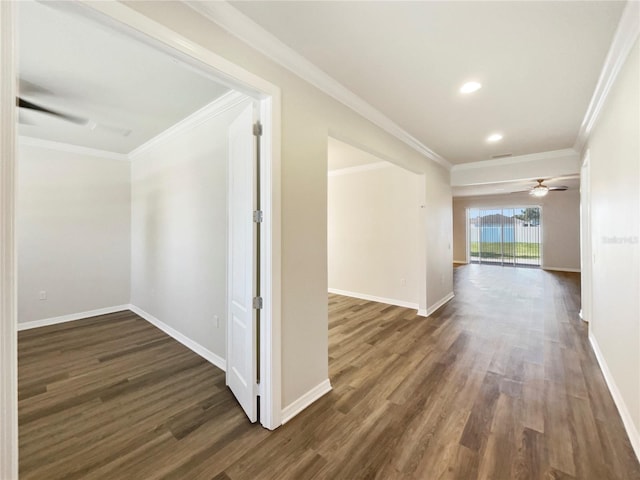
left=19, top=264, right=640, bottom=479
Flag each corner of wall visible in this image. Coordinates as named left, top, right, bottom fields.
left=589, top=330, right=640, bottom=461
left=426, top=292, right=455, bottom=317
left=129, top=304, right=226, bottom=372
left=281, top=378, right=332, bottom=424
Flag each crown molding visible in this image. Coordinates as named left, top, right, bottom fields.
left=184, top=1, right=451, bottom=170
left=574, top=0, right=640, bottom=152
left=19, top=136, right=129, bottom=161
left=328, top=161, right=391, bottom=177
left=129, top=90, right=249, bottom=160
left=451, top=148, right=579, bottom=172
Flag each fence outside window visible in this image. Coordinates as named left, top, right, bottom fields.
left=468, top=207, right=542, bottom=267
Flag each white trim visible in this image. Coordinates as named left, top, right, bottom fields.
left=17, top=305, right=130, bottom=331
left=258, top=95, right=282, bottom=429
left=574, top=1, right=640, bottom=152
left=18, top=136, right=129, bottom=162
left=185, top=1, right=451, bottom=170
left=17, top=304, right=228, bottom=372
left=426, top=292, right=455, bottom=316
left=578, top=309, right=588, bottom=323
left=281, top=379, right=332, bottom=424
left=453, top=260, right=467, bottom=265
left=0, top=1, right=18, bottom=477
left=417, top=308, right=428, bottom=317
left=589, top=331, right=640, bottom=462
left=129, top=90, right=249, bottom=159
left=328, top=161, right=391, bottom=177
left=451, top=148, right=578, bottom=172
left=542, top=266, right=581, bottom=273
left=328, top=288, right=419, bottom=310
left=129, top=305, right=226, bottom=372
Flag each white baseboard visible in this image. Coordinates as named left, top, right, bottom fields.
left=589, top=331, right=640, bottom=461
left=17, top=305, right=130, bottom=331
left=281, top=379, right=332, bottom=424
left=453, top=260, right=467, bottom=265
left=542, top=266, right=581, bottom=273
left=328, top=288, right=419, bottom=310
left=417, top=308, right=428, bottom=317
left=426, top=292, right=455, bottom=316
left=129, top=304, right=226, bottom=372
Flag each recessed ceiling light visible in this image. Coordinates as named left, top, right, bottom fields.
left=460, top=81, right=482, bottom=94
left=487, top=133, right=503, bottom=142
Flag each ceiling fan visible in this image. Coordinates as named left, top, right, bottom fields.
left=516, top=179, right=568, bottom=197
left=16, top=94, right=131, bottom=137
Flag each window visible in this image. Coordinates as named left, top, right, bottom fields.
left=468, top=207, right=541, bottom=267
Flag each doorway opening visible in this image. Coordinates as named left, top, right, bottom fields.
left=327, top=136, right=427, bottom=314
left=14, top=0, right=277, bottom=425
left=467, top=207, right=542, bottom=267
left=2, top=1, right=282, bottom=475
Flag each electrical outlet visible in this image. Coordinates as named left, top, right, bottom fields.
left=400, top=278, right=406, bottom=286
left=213, top=315, right=219, bottom=328
left=39, top=290, right=47, bottom=300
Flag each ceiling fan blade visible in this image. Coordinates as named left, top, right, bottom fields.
left=17, top=97, right=130, bottom=136
left=17, top=97, right=88, bottom=125
left=548, top=186, right=568, bottom=191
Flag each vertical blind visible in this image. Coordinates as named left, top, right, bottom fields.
left=468, top=207, right=541, bottom=267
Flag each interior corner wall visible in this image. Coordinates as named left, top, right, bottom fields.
left=124, top=1, right=453, bottom=408
left=328, top=163, right=423, bottom=308
left=584, top=38, right=640, bottom=449
left=425, top=165, right=454, bottom=310
left=130, top=99, right=252, bottom=362
left=17, top=144, right=131, bottom=324
left=452, top=198, right=467, bottom=263
left=452, top=191, right=581, bottom=271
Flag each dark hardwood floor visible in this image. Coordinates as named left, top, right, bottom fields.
left=19, top=264, right=640, bottom=479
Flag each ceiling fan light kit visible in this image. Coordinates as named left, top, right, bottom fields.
left=530, top=184, right=550, bottom=197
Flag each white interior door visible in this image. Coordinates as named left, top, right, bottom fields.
left=227, top=103, right=258, bottom=422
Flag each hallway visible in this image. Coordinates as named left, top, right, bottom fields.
left=18, top=265, right=640, bottom=479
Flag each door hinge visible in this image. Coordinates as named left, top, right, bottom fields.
left=253, top=296, right=263, bottom=310
left=253, top=210, right=263, bottom=223
left=253, top=122, right=263, bottom=137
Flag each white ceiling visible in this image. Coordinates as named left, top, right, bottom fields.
left=230, top=1, right=625, bottom=164
left=18, top=1, right=230, bottom=154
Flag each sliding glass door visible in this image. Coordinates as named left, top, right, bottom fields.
left=468, top=207, right=541, bottom=267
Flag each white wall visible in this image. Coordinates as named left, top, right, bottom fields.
left=124, top=2, right=453, bottom=408
left=584, top=38, right=639, bottom=452
left=131, top=99, right=251, bottom=362
left=328, top=160, right=423, bottom=308
left=17, top=143, right=131, bottom=324
left=452, top=191, right=581, bottom=271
